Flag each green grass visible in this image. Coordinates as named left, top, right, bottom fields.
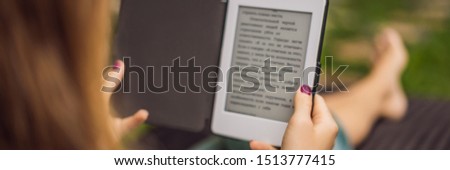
left=403, top=29, right=450, bottom=99
left=322, top=0, right=450, bottom=99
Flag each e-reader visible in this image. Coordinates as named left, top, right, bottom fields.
left=211, top=0, right=328, bottom=146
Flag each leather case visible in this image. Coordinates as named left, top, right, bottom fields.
left=112, top=0, right=226, bottom=132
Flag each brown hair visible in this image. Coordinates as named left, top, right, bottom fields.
left=0, top=0, right=118, bottom=149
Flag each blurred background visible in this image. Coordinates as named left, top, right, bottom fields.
left=112, top=0, right=450, bottom=99
left=321, top=0, right=450, bottom=99
left=111, top=0, right=450, bottom=149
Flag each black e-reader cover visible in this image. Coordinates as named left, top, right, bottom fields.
left=112, top=0, right=226, bottom=132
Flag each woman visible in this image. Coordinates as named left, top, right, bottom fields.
left=0, top=0, right=148, bottom=149
left=0, top=0, right=407, bottom=150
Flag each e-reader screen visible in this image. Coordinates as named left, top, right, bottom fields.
left=225, top=6, right=312, bottom=122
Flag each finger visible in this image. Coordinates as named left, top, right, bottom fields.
left=103, top=60, right=125, bottom=100
left=311, top=95, right=337, bottom=132
left=311, top=95, right=333, bottom=124
left=113, top=59, right=125, bottom=83
left=249, top=140, right=277, bottom=150
left=291, top=84, right=313, bottom=122
left=119, top=109, right=149, bottom=135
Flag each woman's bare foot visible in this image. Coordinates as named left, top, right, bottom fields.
left=373, top=28, right=408, bottom=77
left=381, top=82, right=408, bottom=120
left=372, top=28, right=409, bottom=121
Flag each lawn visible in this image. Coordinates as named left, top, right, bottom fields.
left=321, top=0, right=450, bottom=99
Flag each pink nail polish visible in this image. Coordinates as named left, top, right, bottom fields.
left=113, top=60, right=120, bottom=69
left=300, top=85, right=311, bottom=95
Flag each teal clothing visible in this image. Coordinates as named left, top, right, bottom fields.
left=332, top=116, right=352, bottom=150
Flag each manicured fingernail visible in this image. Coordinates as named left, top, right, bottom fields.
left=300, top=84, right=311, bottom=95
left=113, top=60, right=121, bottom=69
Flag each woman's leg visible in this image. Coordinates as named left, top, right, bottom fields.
left=323, top=28, right=409, bottom=147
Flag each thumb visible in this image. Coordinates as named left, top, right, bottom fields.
left=311, top=95, right=334, bottom=125
left=311, top=95, right=338, bottom=136
left=291, top=84, right=313, bottom=123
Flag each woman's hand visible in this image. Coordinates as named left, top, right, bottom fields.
left=103, top=60, right=149, bottom=139
left=250, top=85, right=338, bottom=150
